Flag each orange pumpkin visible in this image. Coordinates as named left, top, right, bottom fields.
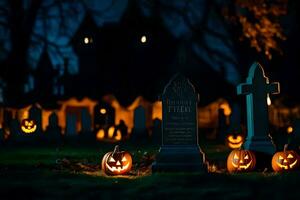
left=272, top=145, right=299, bottom=172
left=227, top=149, right=256, bottom=172
left=21, top=119, right=37, bottom=134
left=102, top=145, right=132, bottom=175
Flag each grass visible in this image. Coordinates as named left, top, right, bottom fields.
left=1, top=142, right=300, bottom=199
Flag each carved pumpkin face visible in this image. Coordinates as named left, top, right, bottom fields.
left=272, top=150, right=299, bottom=172
left=102, top=145, right=132, bottom=175
left=227, top=134, right=244, bottom=149
left=227, top=149, right=256, bottom=172
left=21, top=119, right=37, bottom=134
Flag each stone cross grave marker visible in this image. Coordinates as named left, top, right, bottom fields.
left=152, top=74, right=206, bottom=172
left=237, top=62, right=280, bottom=154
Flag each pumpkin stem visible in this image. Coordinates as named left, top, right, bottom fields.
left=284, top=144, right=288, bottom=152
left=113, top=145, right=120, bottom=154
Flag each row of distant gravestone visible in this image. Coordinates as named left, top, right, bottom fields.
left=0, top=101, right=162, bottom=145
left=0, top=114, right=162, bottom=146
left=152, top=62, right=287, bottom=172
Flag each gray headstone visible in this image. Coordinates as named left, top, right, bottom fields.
left=237, top=62, right=280, bottom=154
left=133, top=105, right=147, bottom=132
left=29, top=105, right=42, bottom=133
left=81, top=108, right=92, bottom=132
left=45, top=112, right=62, bottom=143
left=9, top=118, right=21, bottom=142
left=48, top=112, right=59, bottom=128
left=131, top=105, right=148, bottom=142
left=151, top=118, right=162, bottom=145
left=66, top=113, right=77, bottom=135
left=152, top=74, right=206, bottom=172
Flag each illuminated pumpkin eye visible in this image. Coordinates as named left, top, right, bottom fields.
left=234, top=154, right=239, bottom=160
left=109, top=157, right=116, bottom=162
left=287, top=154, right=294, bottom=159
left=244, top=155, right=249, bottom=159
left=25, top=121, right=29, bottom=126
left=279, top=155, right=284, bottom=160
left=121, top=157, right=127, bottom=162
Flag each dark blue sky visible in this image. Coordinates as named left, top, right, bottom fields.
left=0, top=0, right=299, bottom=105
left=0, top=0, right=240, bottom=85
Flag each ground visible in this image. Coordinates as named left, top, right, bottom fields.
left=0, top=142, right=300, bottom=199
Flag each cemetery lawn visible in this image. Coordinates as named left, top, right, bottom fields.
left=1, top=143, right=300, bottom=200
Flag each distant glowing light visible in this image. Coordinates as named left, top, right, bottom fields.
left=84, top=37, right=93, bottom=44
left=287, top=126, right=293, bottom=134
left=140, top=35, right=147, bottom=43
left=108, top=126, right=115, bottom=138
left=115, top=130, right=122, bottom=141
left=96, top=129, right=105, bottom=140
left=100, top=108, right=107, bottom=114
left=84, top=37, right=89, bottom=44
left=219, top=103, right=232, bottom=116
left=267, top=95, right=271, bottom=106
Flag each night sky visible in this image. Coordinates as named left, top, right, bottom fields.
left=0, top=0, right=299, bottom=107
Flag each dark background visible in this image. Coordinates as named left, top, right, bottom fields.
left=0, top=0, right=299, bottom=107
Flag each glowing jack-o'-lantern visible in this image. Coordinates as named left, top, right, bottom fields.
left=272, top=145, right=299, bottom=172
left=227, top=149, right=256, bottom=172
left=101, top=145, right=132, bottom=175
left=21, top=119, right=37, bottom=134
left=227, top=134, right=244, bottom=149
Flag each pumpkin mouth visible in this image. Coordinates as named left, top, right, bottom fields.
left=276, top=159, right=298, bottom=169
left=228, top=143, right=243, bottom=149
left=105, top=162, right=130, bottom=173
left=231, top=160, right=252, bottom=169
left=21, top=124, right=37, bottom=133
left=227, top=136, right=243, bottom=149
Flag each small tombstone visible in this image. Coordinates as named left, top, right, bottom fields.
left=237, top=62, right=280, bottom=155
left=29, top=104, right=42, bottom=133
left=45, top=112, right=62, bottom=144
left=79, top=108, right=94, bottom=143
left=81, top=108, right=92, bottom=132
left=152, top=74, right=206, bottom=172
left=131, top=105, right=148, bottom=142
left=9, top=118, right=21, bottom=142
left=66, top=113, right=77, bottom=136
left=48, top=112, right=59, bottom=129
left=151, top=118, right=162, bottom=145
left=3, top=110, right=13, bottom=131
